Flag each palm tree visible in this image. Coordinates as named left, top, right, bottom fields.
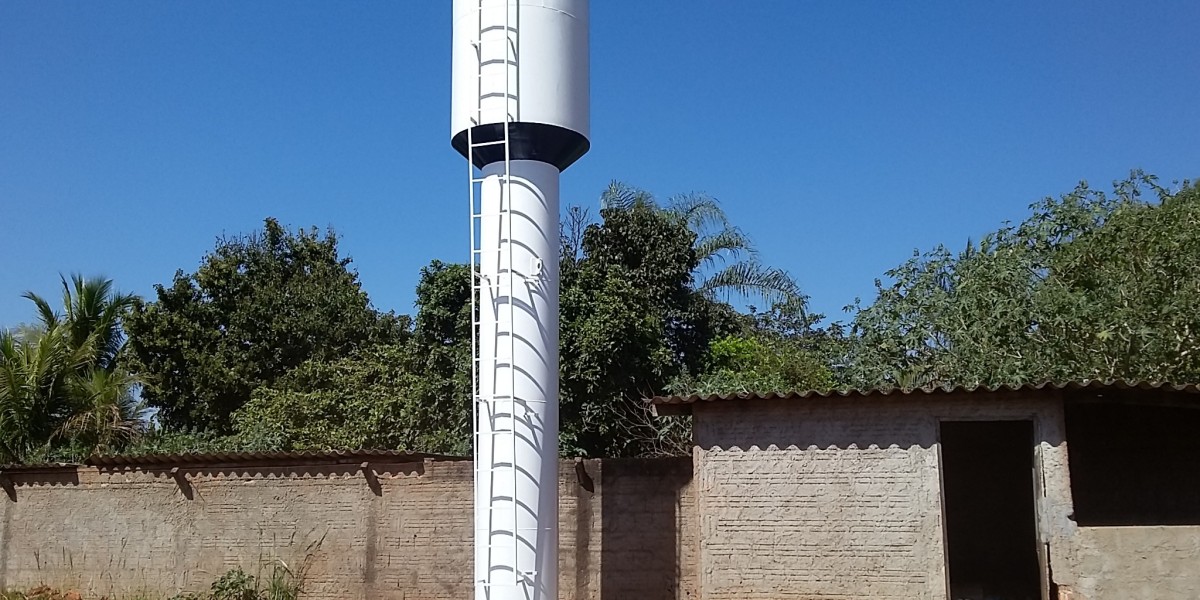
left=600, top=181, right=801, bottom=304
left=60, top=368, right=146, bottom=454
left=24, top=275, right=136, bottom=372
left=0, top=323, right=81, bottom=462
left=0, top=276, right=142, bottom=462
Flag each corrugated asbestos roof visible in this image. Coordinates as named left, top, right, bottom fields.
left=647, top=380, right=1200, bottom=414
left=0, top=462, right=78, bottom=473
left=1, top=449, right=468, bottom=472
left=87, top=449, right=467, bottom=467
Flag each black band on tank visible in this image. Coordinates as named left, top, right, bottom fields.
left=452, top=122, right=590, bottom=171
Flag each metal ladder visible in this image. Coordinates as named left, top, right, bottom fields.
left=467, top=0, right=527, bottom=590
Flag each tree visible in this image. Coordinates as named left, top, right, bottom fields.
left=668, top=336, right=834, bottom=396
left=24, top=275, right=135, bottom=373
left=126, top=218, right=407, bottom=431
left=844, top=172, right=1200, bottom=389
left=600, top=182, right=801, bottom=304
left=0, top=275, right=143, bottom=462
left=669, top=298, right=838, bottom=397
left=227, top=261, right=472, bottom=455
left=403, top=260, right=473, bottom=450
left=560, top=202, right=739, bottom=456
left=124, top=189, right=807, bottom=457
left=0, top=323, right=77, bottom=462
left=59, top=368, right=144, bottom=455
left=232, top=345, right=426, bottom=452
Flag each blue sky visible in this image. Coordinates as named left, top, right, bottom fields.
left=2, top=1, right=1197, bottom=328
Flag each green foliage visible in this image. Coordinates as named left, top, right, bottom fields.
left=846, top=172, right=1200, bottom=388
left=229, top=260, right=472, bottom=455
left=233, top=346, right=417, bottom=452
left=0, top=566, right=298, bottom=600
left=0, top=276, right=142, bottom=463
left=403, top=260, right=473, bottom=452
left=678, top=335, right=833, bottom=396
left=233, top=343, right=467, bottom=454
left=118, top=428, right=271, bottom=456
left=668, top=297, right=837, bottom=398
left=209, top=569, right=258, bottom=600
left=164, top=565, right=299, bottom=600
left=600, top=181, right=801, bottom=304
left=560, top=202, right=740, bottom=456
left=126, top=218, right=408, bottom=432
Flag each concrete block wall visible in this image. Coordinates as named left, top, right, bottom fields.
left=0, top=457, right=694, bottom=600
left=692, top=395, right=1067, bottom=600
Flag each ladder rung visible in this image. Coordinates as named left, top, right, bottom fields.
left=471, top=33, right=514, bottom=42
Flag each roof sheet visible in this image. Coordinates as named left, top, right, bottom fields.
left=87, top=449, right=467, bottom=468
left=2, top=449, right=468, bottom=472
left=0, top=462, right=78, bottom=473
left=647, top=380, right=1200, bottom=414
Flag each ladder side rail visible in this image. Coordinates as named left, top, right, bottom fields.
left=501, top=0, right=519, bottom=587
left=469, top=0, right=526, bottom=589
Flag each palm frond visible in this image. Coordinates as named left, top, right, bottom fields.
left=59, top=368, right=145, bottom=452
left=21, top=291, right=60, bottom=330
left=666, top=192, right=732, bottom=234
left=600, top=181, right=656, bottom=210
left=699, top=261, right=802, bottom=304
left=694, top=227, right=756, bottom=268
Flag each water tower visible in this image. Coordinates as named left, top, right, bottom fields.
left=450, top=1, right=589, bottom=599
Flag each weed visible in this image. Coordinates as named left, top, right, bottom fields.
left=207, top=569, right=256, bottom=600
left=1, top=563, right=303, bottom=600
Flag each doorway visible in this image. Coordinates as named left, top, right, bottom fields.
left=940, top=420, right=1041, bottom=600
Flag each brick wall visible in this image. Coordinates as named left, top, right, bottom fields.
left=0, top=457, right=694, bottom=600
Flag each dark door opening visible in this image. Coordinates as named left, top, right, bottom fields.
left=940, top=421, right=1041, bottom=600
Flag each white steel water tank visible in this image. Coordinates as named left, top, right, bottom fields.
left=451, top=0, right=590, bottom=170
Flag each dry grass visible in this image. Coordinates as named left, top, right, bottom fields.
left=0, top=587, right=158, bottom=600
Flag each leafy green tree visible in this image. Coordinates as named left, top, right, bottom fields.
left=124, top=191, right=806, bottom=457
left=59, top=368, right=145, bottom=455
left=669, top=335, right=833, bottom=395
left=231, top=261, right=472, bottom=454
left=403, top=260, right=472, bottom=450
left=126, top=218, right=408, bottom=432
left=233, top=345, right=426, bottom=452
left=560, top=202, right=739, bottom=456
left=845, top=172, right=1200, bottom=388
left=666, top=295, right=839, bottom=405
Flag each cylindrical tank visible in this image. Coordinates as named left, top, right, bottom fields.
left=451, top=0, right=590, bottom=170
left=474, top=161, right=560, bottom=600
left=451, top=2, right=589, bottom=600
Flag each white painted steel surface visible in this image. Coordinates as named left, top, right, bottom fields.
left=474, top=160, right=560, bottom=600
left=451, top=0, right=590, bottom=137
left=455, top=2, right=587, bottom=598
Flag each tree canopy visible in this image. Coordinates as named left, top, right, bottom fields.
left=845, top=172, right=1200, bottom=389
left=5, top=172, right=1198, bottom=462
left=560, top=201, right=729, bottom=456
left=231, top=260, right=474, bottom=454
left=125, top=218, right=407, bottom=432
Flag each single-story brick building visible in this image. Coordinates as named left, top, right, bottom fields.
left=650, top=380, right=1200, bottom=600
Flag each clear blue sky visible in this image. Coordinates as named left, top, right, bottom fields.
left=2, top=1, right=1197, bottom=327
